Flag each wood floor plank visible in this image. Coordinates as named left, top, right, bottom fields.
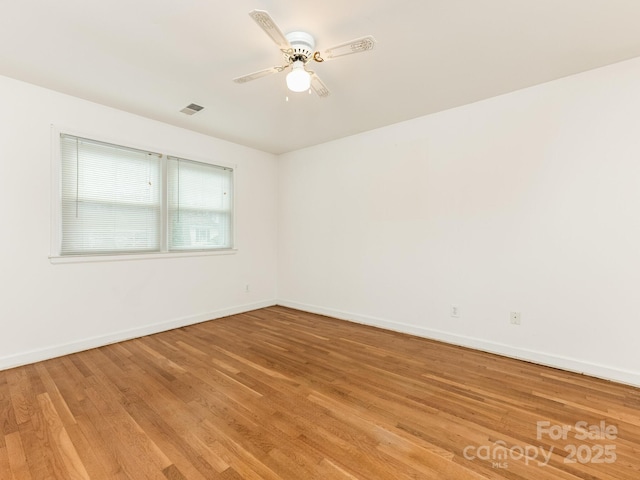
left=0, top=379, right=18, bottom=445
left=0, top=444, right=14, bottom=480
left=37, top=392, right=90, bottom=479
left=1, top=306, right=639, bottom=479
left=17, top=411, right=53, bottom=478
left=5, top=431, right=33, bottom=480
left=6, top=368, right=35, bottom=426
left=73, top=409, right=132, bottom=480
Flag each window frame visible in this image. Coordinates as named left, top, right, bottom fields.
left=49, top=126, right=237, bottom=264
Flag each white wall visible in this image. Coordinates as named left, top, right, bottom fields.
left=0, top=75, right=278, bottom=369
left=278, top=57, right=640, bottom=387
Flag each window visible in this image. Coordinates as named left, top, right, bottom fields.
left=168, top=157, right=233, bottom=251
left=57, top=133, right=234, bottom=258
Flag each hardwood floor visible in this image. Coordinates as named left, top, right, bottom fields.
left=1, top=306, right=639, bottom=479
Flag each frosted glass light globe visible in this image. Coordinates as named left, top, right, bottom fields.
left=286, top=61, right=311, bottom=92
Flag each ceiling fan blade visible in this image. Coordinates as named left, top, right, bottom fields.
left=310, top=72, right=330, bottom=98
left=233, top=65, right=288, bottom=84
left=249, top=10, right=292, bottom=52
left=318, top=35, right=376, bottom=61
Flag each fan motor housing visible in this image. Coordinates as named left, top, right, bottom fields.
left=285, top=31, right=315, bottom=62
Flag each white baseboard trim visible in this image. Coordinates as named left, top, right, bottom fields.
left=277, top=300, right=640, bottom=389
left=0, top=300, right=277, bottom=371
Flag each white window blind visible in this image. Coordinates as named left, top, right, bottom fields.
left=168, top=157, right=233, bottom=251
left=60, top=135, right=162, bottom=255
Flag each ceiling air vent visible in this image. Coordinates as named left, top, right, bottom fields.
left=180, top=103, right=204, bottom=115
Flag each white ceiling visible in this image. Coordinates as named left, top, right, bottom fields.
left=2, top=0, right=640, bottom=154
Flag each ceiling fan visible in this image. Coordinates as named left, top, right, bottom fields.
left=233, top=10, right=376, bottom=97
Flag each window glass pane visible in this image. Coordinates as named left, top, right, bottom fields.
left=168, top=157, right=233, bottom=251
left=60, top=135, right=161, bottom=255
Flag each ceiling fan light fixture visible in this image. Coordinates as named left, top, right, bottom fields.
left=235, top=10, right=376, bottom=98
left=286, top=60, right=311, bottom=92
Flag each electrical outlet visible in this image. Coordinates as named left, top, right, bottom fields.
left=510, top=311, right=521, bottom=325
left=450, top=305, right=460, bottom=318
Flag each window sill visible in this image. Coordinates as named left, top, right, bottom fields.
left=49, top=248, right=238, bottom=264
